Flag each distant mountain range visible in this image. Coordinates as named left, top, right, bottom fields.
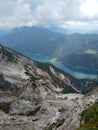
left=1, top=26, right=98, bottom=69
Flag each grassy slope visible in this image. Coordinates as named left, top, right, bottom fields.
left=77, top=102, right=98, bottom=130
left=49, top=58, right=58, bottom=63
left=84, top=49, right=97, bottom=54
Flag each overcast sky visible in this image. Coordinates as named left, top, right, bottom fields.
left=1, top=0, right=98, bottom=33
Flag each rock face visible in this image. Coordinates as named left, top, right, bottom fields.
left=0, top=97, right=12, bottom=113
left=9, top=100, right=41, bottom=115
left=0, top=44, right=98, bottom=130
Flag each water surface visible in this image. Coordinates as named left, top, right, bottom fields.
left=26, top=54, right=98, bottom=80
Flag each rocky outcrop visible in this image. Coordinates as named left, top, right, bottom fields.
left=9, top=99, right=41, bottom=116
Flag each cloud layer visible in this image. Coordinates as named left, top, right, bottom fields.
left=0, top=0, right=98, bottom=33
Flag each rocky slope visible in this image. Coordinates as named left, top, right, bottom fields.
left=0, top=44, right=98, bottom=130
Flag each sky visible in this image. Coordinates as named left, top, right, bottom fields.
left=1, top=0, right=98, bottom=33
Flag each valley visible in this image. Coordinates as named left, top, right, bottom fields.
left=25, top=53, right=98, bottom=80
left=0, top=44, right=98, bottom=130
left=1, top=0, right=98, bottom=129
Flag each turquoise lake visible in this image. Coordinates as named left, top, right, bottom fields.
left=26, top=53, right=98, bottom=80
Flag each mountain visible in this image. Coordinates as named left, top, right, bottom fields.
left=0, top=26, right=87, bottom=59
left=0, top=26, right=66, bottom=58
left=0, top=44, right=81, bottom=93
left=1, top=26, right=98, bottom=69
left=0, top=28, right=11, bottom=38
left=0, top=44, right=97, bottom=93
left=63, top=52, right=98, bottom=69
left=0, top=44, right=98, bottom=130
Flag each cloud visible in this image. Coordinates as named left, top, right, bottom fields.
left=14, top=1, right=32, bottom=22
left=0, top=0, right=98, bottom=33
left=35, top=0, right=63, bottom=21
left=0, top=0, right=33, bottom=27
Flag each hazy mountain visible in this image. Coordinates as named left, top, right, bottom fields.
left=0, top=26, right=66, bottom=57
left=0, top=28, right=11, bottom=38
left=1, top=26, right=98, bottom=69
left=0, top=26, right=85, bottom=58
left=63, top=53, right=98, bottom=69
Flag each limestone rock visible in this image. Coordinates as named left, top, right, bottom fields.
left=9, top=100, right=41, bottom=116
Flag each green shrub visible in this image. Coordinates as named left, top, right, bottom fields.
left=32, top=82, right=37, bottom=90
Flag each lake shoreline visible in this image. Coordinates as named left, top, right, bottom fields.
left=25, top=53, right=98, bottom=80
